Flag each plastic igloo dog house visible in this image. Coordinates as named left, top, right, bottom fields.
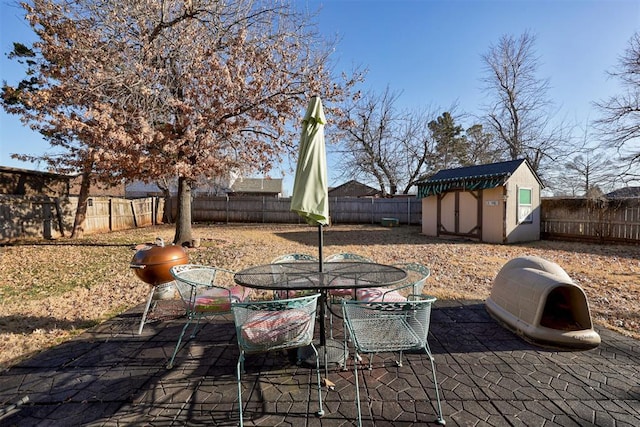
left=485, top=256, right=600, bottom=349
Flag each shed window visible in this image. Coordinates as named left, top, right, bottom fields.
left=518, top=187, right=533, bottom=223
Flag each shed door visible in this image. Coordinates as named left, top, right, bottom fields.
left=437, top=190, right=483, bottom=240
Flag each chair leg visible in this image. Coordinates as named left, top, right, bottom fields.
left=189, top=317, right=203, bottom=339
left=138, top=287, right=155, bottom=335
left=329, top=306, right=334, bottom=339
left=166, top=319, right=192, bottom=369
left=353, top=349, right=363, bottom=427
left=342, top=321, right=349, bottom=371
left=310, top=343, right=325, bottom=417
left=236, top=351, right=245, bottom=427
left=426, top=347, right=446, bottom=425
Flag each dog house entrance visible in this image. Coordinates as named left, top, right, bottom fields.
left=539, top=286, right=590, bottom=331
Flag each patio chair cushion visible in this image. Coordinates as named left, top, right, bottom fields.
left=275, top=289, right=317, bottom=299
left=356, top=287, right=407, bottom=303
left=241, top=309, right=311, bottom=347
left=329, top=288, right=355, bottom=297
left=194, top=285, right=249, bottom=313
left=328, top=277, right=372, bottom=298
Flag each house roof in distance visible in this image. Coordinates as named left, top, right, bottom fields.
left=606, top=186, right=640, bottom=198
left=328, top=180, right=381, bottom=197
left=229, top=177, right=282, bottom=194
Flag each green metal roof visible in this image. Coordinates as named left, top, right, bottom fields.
left=416, top=159, right=535, bottom=198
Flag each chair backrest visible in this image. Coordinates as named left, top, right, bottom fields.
left=324, top=253, right=373, bottom=263
left=394, top=263, right=431, bottom=296
left=342, top=296, right=437, bottom=348
left=170, top=264, right=237, bottom=310
left=272, top=253, right=319, bottom=263
left=232, top=294, right=320, bottom=354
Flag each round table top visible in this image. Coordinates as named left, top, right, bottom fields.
left=234, top=261, right=407, bottom=290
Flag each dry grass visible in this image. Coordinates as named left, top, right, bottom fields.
left=1, top=223, right=638, bottom=369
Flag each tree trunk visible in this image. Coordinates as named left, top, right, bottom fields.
left=71, top=167, right=92, bottom=238
left=156, top=179, right=173, bottom=223
left=173, top=176, right=194, bottom=246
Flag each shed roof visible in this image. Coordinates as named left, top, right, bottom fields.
left=416, top=159, right=540, bottom=198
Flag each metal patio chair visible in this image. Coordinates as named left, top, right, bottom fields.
left=342, top=295, right=445, bottom=426
left=271, top=253, right=319, bottom=263
left=323, top=253, right=374, bottom=338
left=232, top=294, right=324, bottom=426
left=166, top=264, right=250, bottom=369
left=355, top=262, right=430, bottom=302
left=271, top=253, right=319, bottom=299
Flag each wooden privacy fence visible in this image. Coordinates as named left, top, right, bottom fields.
left=4, top=194, right=640, bottom=244
left=541, top=198, right=640, bottom=244
left=168, top=196, right=422, bottom=225
left=83, top=197, right=164, bottom=233
left=0, top=195, right=163, bottom=241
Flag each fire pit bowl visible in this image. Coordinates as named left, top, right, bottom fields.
left=130, top=238, right=188, bottom=286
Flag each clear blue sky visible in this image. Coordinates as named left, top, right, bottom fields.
left=1, top=0, right=638, bottom=195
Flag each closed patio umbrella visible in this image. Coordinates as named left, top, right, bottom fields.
left=290, top=96, right=337, bottom=371
left=290, top=96, right=329, bottom=266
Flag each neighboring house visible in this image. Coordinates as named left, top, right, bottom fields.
left=227, top=177, right=282, bottom=197
left=125, top=180, right=168, bottom=198
left=69, top=176, right=125, bottom=197
left=126, top=176, right=282, bottom=198
left=0, top=166, right=125, bottom=197
left=415, top=159, right=543, bottom=244
left=126, top=176, right=231, bottom=198
left=328, top=180, right=382, bottom=198
left=606, top=187, right=640, bottom=199
left=0, top=166, right=71, bottom=197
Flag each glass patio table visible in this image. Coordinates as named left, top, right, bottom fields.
left=234, top=261, right=407, bottom=368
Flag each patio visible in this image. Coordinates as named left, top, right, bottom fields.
left=1, top=299, right=639, bottom=426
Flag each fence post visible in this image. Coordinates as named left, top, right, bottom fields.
left=151, top=197, right=156, bottom=225
left=131, top=200, right=138, bottom=228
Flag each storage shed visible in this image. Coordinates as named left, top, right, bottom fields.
left=416, top=159, right=542, bottom=244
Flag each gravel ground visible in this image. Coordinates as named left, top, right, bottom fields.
left=1, top=223, right=638, bottom=368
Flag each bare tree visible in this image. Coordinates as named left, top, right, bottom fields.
left=595, top=31, right=640, bottom=180
left=465, top=124, right=505, bottom=165
left=480, top=31, right=569, bottom=174
left=564, top=152, right=616, bottom=196
left=334, top=87, right=402, bottom=195
left=2, top=0, right=359, bottom=243
left=334, top=87, right=445, bottom=195
left=335, top=86, right=511, bottom=194
left=542, top=121, right=628, bottom=196
left=394, top=106, right=441, bottom=194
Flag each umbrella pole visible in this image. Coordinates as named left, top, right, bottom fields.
left=318, top=225, right=323, bottom=271
left=318, top=223, right=330, bottom=378
left=318, top=224, right=326, bottom=347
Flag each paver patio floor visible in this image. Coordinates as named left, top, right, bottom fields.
left=1, top=300, right=639, bottom=426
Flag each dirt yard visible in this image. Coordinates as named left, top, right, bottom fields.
left=1, top=223, right=638, bottom=368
